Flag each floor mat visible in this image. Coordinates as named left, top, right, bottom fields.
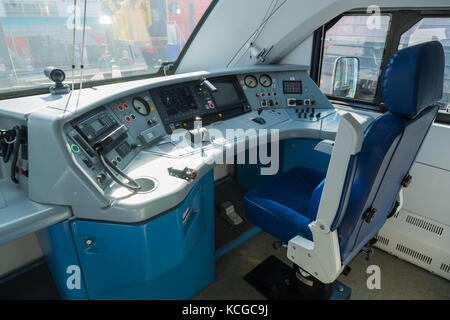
left=244, top=255, right=350, bottom=300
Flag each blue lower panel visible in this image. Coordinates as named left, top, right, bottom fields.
left=46, top=171, right=215, bottom=300
left=36, top=222, right=89, bottom=299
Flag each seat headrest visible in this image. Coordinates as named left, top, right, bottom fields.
left=382, top=41, right=444, bottom=119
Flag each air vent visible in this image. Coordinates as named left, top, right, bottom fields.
left=405, top=215, right=444, bottom=236
left=375, top=235, right=389, bottom=246
left=395, top=244, right=432, bottom=265
left=440, top=263, right=450, bottom=274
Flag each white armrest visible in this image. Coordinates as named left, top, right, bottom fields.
left=287, top=112, right=366, bottom=283
left=316, top=112, right=365, bottom=226
left=314, top=140, right=335, bottom=155
left=395, top=188, right=404, bottom=216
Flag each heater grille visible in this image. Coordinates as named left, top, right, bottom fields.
left=375, top=235, right=389, bottom=246
left=396, top=244, right=433, bottom=265
left=440, top=263, right=450, bottom=274
left=405, top=215, right=444, bottom=236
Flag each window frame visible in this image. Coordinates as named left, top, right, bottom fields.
left=312, top=9, right=450, bottom=123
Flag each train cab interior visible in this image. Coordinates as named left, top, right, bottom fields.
left=0, top=0, right=449, bottom=302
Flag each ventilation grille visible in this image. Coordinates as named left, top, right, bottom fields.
left=405, top=215, right=444, bottom=236
left=396, top=244, right=433, bottom=265
left=440, top=263, right=450, bottom=274
left=376, top=235, right=389, bottom=246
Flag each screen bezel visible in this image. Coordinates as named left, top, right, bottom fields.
left=209, top=76, right=247, bottom=109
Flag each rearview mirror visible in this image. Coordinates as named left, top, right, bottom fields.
left=332, top=57, right=360, bottom=99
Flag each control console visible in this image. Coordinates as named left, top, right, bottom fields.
left=65, top=93, right=166, bottom=189
left=237, top=70, right=335, bottom=122
left=63, top=67, right=335, bottom=193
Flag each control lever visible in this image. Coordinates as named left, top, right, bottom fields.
left=252, top=107, right=266, bottom=125
left=186, top=117, right=210, bottom=146
left=93, top=125, right=141, bottom=192
left=200, top=77, right=218, bottom=93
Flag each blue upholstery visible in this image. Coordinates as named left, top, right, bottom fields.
left=382, top=41, right=444, bottom=119
left=244, top=41, right=444, bottom=271
left=245, top=167, right=325, bottom=242
left=337, top=105, right=438, bottom=264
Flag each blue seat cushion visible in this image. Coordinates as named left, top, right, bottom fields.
left=244, top=167, right=325, bottom=242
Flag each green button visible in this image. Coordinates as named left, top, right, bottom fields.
left=71, top=144, right=80, bottom=153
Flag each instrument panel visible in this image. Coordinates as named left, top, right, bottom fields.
left=150, top=75, right=251, bottom=133
left=65, top=91, right=166, bottom=189
left=64, top=67, right=335, bottom=191
left=237, top=70, right=335, bottom=121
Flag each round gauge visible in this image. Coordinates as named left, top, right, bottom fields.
left=132, top=97, right=151, bottom=116
left=259, top=74, right=272, bottom=87
left=244, top=75, right=258, bottom=88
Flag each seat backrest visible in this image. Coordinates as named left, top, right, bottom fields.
left=335, top=41, right=445, bottom=264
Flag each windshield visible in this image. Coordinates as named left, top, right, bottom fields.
left=0, top=0, right=212, bottom=95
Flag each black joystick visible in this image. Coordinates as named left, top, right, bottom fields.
left=258, top=107, right=263, bottom=116
left=252, top=107, right=266, bottom=125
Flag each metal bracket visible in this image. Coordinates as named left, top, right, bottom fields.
left=401, top=173, right=412, bottom=188
left=363, top=207, right=377, bottom=223
left=168, top=167, right=197, bottom=181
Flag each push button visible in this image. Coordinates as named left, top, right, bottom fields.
left=82, top=158, right=93, bottom=168
left=71, top=144, right=80, bottom=153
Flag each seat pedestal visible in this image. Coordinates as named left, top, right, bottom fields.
left=244, top=255, right=351, bottom=300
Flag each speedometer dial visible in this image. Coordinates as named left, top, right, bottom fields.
left=259, top=74, right=272, bottom=87
left=132, top=97, right=151, bottom=116
left=244, top=75, right=258, bottom=88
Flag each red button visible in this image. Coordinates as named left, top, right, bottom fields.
left=124, top=103, right=129, bottom=109
left=125, top=116, right=131, bottom=122
left=210, top=104, right=214, bottom=108
left=261, top=93, right=265, bottom=97
left=118, top=105, right=123, bottom=111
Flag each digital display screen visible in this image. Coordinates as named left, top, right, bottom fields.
left=283, top=81, right=302, bottom=94
left=211, top=81, right=242, bottom=107
left=90, top=119, right=104, bottom=132
left=159, top=87, right=198, bottom=116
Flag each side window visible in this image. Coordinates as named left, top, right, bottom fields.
left=319, top=15, right=391, bottom=103
left=399, top=18, right=450, bottom=113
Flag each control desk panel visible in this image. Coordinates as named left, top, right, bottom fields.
left=63, top=67, right=335, bottom=192
left=64, top=91, right=166, bottom=190
left=150, top=75, right=251, bottom=133
left=236, top=71, right=335, bottom=121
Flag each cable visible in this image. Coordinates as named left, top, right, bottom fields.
left=79, top=0, right=87, bottom=92
left=75, top=0, right=87, bottom=110
left=3, top=133, right=15, bottom=163
left=98, top=153, right=141, bottom=192
left=250, top=0, right=278, bottom=45
left=71, top=0, right=77, bottom=92
left=227, top=0, right=288, bottom=67
left=10, top=126, right=21, bottom=184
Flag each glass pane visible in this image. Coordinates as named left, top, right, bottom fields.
left=320, top=15, right=391, bottom=102
left=0, top=0, right=212, bottom=95
left=399, top=18, right=450, bottom=113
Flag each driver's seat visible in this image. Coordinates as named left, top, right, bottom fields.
left=244, top=41, right=445, bottom=298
